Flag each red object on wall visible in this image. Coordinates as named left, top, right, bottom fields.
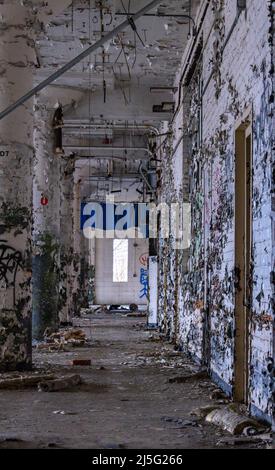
left=139, top=253, right=149, bottom=267
left=41, top=195, right=49, bottom=206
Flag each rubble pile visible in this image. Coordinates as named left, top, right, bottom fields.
left=36, top=328, right=89, bottom=352
left=120, top=347, right=198, bottom=370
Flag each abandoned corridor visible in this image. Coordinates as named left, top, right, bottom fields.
left=0, top=0, right=274, bottom=449
left=0, top=312, right=269, bottom=449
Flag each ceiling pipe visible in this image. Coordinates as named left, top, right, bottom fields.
left=77, top=155, right=139, bottom=162
left=65, top=146, right=153, bottom=158
left=63, top=122, right=160, bottom=136
left=0, top=0, right=164, bottom=121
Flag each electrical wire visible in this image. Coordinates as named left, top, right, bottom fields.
left=119, top=36, right=131, bottom=79
left=111, top=66, right=129, bottom=105
left=128, top=0, right=137, bottom=69
left=120, top=0, right=146, bottom=48
left=114, top=37, right=124, bottom=65
left=132, top=30, right=137, bottom=69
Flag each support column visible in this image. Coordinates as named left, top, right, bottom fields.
left=59, top=157, right=75, bottom=323
left=72, top=177, right=89, bottom=315
left=0, top=4, right=36, bottom=371
left=32, top=95, right=61, bottom=340
left=88, top=238, right=96, bottom=305
left=80, top=230, right=90, bottom=309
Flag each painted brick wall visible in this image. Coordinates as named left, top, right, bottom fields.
left=157, top=0, right=274, bottom=423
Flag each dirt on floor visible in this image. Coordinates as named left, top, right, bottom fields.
left=0, top=312, right=272, bottom=449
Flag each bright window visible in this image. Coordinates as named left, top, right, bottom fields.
left=113, top=239, right=128, bottom=283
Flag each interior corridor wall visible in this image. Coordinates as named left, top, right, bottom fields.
left=157, top=0, right=274, bottom=424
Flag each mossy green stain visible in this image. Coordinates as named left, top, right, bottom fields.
left=32, top=233, right=60, bottom=340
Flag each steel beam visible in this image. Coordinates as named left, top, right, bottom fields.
left=0, top=0, right=163, bottom=121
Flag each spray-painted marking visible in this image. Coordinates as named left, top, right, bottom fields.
left=0, top=240, right=23, bottom=305
left=0, top=150, right=9, bottom=157
left=139, top=267, right=149, bottom=299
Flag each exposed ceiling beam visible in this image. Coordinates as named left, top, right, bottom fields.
left=115, top=12, right=196, bottom=28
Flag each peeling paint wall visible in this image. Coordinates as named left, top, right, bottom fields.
left=157, top=0, right=274, bottom=423
left=0, top=2, right=85, bottom=366
left=0, top=2, right=36, bottom=370
left=59, top=157, right=75, bottom=323
left=32, top=96, right=61, bottom=340
left=270, top=0, right=275, bottom=429
left=72, top=176, right=88, bottom=315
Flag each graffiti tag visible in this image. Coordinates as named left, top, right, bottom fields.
left=139, top=267, right=149, bottom=299
left=0, top=240, right=23, bottom=305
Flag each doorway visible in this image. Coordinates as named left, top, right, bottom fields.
left=95, top=238, right=149, bottom=306
left=234, top=111, right=252, bottom=403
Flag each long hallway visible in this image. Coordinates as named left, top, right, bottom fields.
left=0, top=0, right=274, bottom=451
left=0, top=312, right=270, bottom=449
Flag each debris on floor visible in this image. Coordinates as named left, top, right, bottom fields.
left=38, top=374, right=82, bottom=392
left=71, top=359, right=91, bottom=366
left=126, top=312, right=147, bottom=318
left=0, top=436, right=24, bottom=444
left=53, top=410, right=78, bottom=416
left=81, top=306, right=102, bottom=315
left=35, top=328, right=90, bottom=352
left=147, top=332, right=166, bottom=342
left=190, top=405, right=223, bottom=419
left=210, top=388, right=229, bottom=401
left=131, top=322, right=148, bottom=331
left=168, top=369, right=208, bottom=384
left=0, top=374, right=55, bottom=390
left=120, top=346, right=198, bottom=370
left=216, top=434, right=273, bottom=447
left=205, top=405, right=268, bottom=435
left=161, top=416, right=199, bottom=428
left=0, top=312, right=270, bottom=449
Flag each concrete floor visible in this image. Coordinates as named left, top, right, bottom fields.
left=0, top=313, right=269, bottom=449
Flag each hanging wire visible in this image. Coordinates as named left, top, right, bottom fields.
left=132, top=30, right=137, bottom=69
left=114, top=36, right=124, bottom=65
left=119, top=36, right=131, bottom=80
left=120, top=0, right=146, bottom=48
left=112, top=66, right=129, bottom=105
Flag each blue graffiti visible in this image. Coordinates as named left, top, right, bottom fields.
left=139, top=268, right=148, bottom=299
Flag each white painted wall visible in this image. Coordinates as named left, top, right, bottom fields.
left=148, top=256, right=158, bottom=327
left=95, top=238, right=149, bottom=305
